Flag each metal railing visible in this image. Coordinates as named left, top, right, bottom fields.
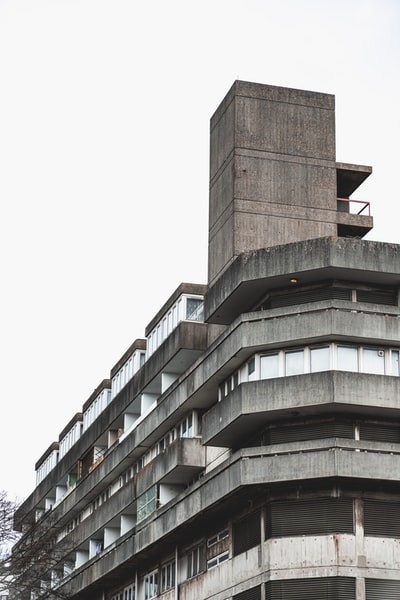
left=337, top=197, right=370, bottom=216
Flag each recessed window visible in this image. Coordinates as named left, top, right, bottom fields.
left=207, top=528, right=229, bottom=547
left=161, top=560, right=175, bottom=592
left=187, top=543, right=204, bottom=579
left=144, top=569, right=158, bottom=600
left=207, top=551, right=229, bottom=569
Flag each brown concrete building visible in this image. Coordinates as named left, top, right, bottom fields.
left=13, top=81, right=400, bottom=600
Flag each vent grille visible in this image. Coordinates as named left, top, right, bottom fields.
left=269, top=420, right=354, bottom=444
left=268, top=287, right=351, bottom=309
left=366, top=578, right=400, bottom=599
left=233, top=585, right=261, bottom=600
left=360, top=422, right=400, bottom=443
left=364, top=500, right=400, bottom=537
left=266, top=498, right=354, bottom=538
left=265, top=576, right=355, bottom=599
left=357, top=289, right=397, bottom=305
left=233, top=510, right=261, bottom=556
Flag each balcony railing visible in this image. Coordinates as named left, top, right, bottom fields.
left=337, top=197, right=370, bottom=216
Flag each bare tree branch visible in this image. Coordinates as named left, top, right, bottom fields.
left=0, top=491, right=71, bottom=599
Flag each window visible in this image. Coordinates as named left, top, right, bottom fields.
left=123, top=584, right=135, bottom=600
left=248, top=358, right=256, bottom=380
left=207, top=528, right=229, bottom=547
left=207, top=551, right=229, bottom=569
left=161, top=559, right=175, bottom=592
left=285, top=350, right=304, bottom=376
left=260, top=353, right=279, bottom=379
left=310, top=346, right=330, bottom=372
left=144, top=570, right=158, bottom=600
left=337, top=346, right=358, bottom=371
left=393, top=350, right=400, bottom=376
left=187, top=543, right=204, bottom=578
left=137, top=486, right=157, bottom=523
left=362, top=348, right=385, bottom=375
left=186, top=297, right=203, bottom=321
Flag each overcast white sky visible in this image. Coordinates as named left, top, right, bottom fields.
left=0, top=0, right=399, bottom=501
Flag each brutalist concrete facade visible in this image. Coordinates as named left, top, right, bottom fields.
left=13, top=81, right=400, bottom=600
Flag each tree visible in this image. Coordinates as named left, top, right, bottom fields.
left=0, top=491, right=71, bottom=600
left=0, top=490, right=20, bottom=549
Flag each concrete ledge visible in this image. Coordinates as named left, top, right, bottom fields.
left=204, top=237, right=400, bottom=324
left=202, top=372, right=400, bottom=446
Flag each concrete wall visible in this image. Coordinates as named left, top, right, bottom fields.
left=208, top=81, right=337, bottom=286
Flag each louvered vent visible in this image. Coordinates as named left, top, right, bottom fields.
left=366, top=578, right=400, bottom=599
left=268, top=287, right=351, bottom=309
left=233, top=585, right=261, bottom=600
left=364, top=500, right=400, bottom=537
left=357, top=289, right=397, bottom=305
left=265, top=576, right=355, bottom=599
left=266, top=498, right=354, bottom=538
left=233, top=510, right=261, bottom=556
left=269, top=420, right=354, bottom=444
left=360, top=422, right=400, bottom=443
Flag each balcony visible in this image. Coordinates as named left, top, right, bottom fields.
left=336, top=196, right=373, bottom=238
left=136, top=438, right=206, bottom=496
left=203, top=372, right=400, bottom=447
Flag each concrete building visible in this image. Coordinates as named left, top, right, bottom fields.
left=13, top=81, right=400, bottom=600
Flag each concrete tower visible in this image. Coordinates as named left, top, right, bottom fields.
left=208, top=80, right=372, bottom=287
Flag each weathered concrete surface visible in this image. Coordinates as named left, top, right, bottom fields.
left=202, top=372, right=400, bottom=446
left=205, top=236, right=400, bottom=323
left=208, top=81, right=373, bottom=287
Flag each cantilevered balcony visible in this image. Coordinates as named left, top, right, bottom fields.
left=136, top=438, right=205, bottom=496
left=336, top=197, right=373, bottom=238
left=202, top=372, right=400, bottom=447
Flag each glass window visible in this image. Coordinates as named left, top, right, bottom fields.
left=207, top=529, right=229, bottom=547
left=233, top=371, right=239, bottom=388
left=392, top=351, right=400, bottom=376
left=207, top=551, right=229, bottom=570
left=137, top=486, right=157, bottom=522
left=337, top=346, right=358, bottom=372
left=362, top=348, right=385, bottom=375
left=161, top=560, right=175, bottom=592
left=260, top=354, right=279, bottom=379
left=186, top=297, right=203, bottom=321
left=144, top=570, right=158, bottom=600
left=187, top=544, right=204, bottom=578
left=310, top=347, right=330, bottom=372
left=285, top=350, right=304, bottom=376
left=248, top=357, right=256, bottom=380
left=187, top=413, right=193, bottom=436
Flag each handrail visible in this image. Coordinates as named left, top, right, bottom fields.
left=337, top=197, right=370, bottom=216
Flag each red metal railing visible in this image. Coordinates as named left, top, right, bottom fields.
left=337, top=197, right=370, bottom=216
